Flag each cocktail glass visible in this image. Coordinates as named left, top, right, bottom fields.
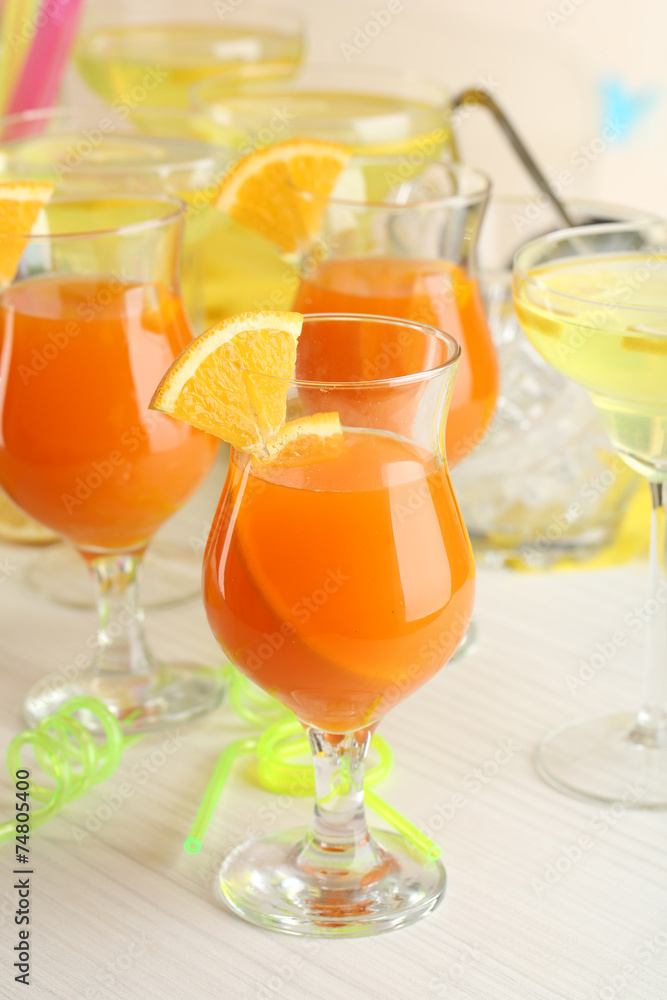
left=191, top=66, right=454, bottom=317
left=513, top=221, right=667, bottom=805
left=0, top=195, right=223, bottom=732
left=453, top=197, right=645, bottom=567
left=292, top=160, right=498, bottom=468
left=0, top=106, right=233, bottom=331
left=203, top=313, right=474, bottom=934
left=73, top=0, right=303, bottom=110
left=291, top=160, right=496, bottom=657
left=0, top=105, right=234, bottom=607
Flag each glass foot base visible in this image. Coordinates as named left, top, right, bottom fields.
left=537, top=712, right=667, bottom=808
left=24, top=541, right=201, bottom=609
left=219, top=827, right=446, bottom=937
left=23, top=662, right=224, bottom=735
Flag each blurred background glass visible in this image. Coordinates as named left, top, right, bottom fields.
left=74, top=0, right=303, bottom=109
left=451, top=196, right=644, bottom=567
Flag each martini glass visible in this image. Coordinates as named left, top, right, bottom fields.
left=513, top=221, right=667, bottom=806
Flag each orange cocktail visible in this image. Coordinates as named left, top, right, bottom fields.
left=292, top=161, right=498, bottom=466
left=204, top=429, right=473, bottom=732
left=0, top=275, right=216, bottom=552
left=294, top=256, right=497, bottom=465
left=192, top=312, right=474, bottom=934
left=0, top=196, right=222, bottom=731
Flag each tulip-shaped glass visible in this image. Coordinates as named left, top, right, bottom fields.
left=203, top=313, right=475, bottom=934
left=0, top=196, right=223, bottom=732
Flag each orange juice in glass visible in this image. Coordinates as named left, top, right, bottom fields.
left=0, top=197, right=222, bottom=731
left=205, top=427, right=473, bottom=732
left=202, top=314, right=474, bottom=933
left=292, top=162, right=498, bottom=467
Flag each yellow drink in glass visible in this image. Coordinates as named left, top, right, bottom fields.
left=513, top=221, right=667, bottom=808
left=0, top=108, right=232, bottom=331
left=514, top=251, right=667, bottom=479
left=74, top=3, right=303, bottom=109
left=193, top=67, right=454, bottom=317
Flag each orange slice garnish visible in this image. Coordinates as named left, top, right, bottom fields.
left=0, top=182, right=54, bottom=287
left=261, top=412, right=344, bottom=466
left=215, top=138, right=351, bottom=253
left=0, top=488, right=59, bottom=545
left=149, top=310, right=303, bottom=455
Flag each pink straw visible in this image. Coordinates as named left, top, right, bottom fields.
left=5, top=0, right=84, bottom=115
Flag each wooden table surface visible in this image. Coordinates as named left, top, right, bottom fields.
left=0, top=457, right=666, bottom=1000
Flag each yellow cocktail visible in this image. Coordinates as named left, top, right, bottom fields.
left=514, top=250, right=667, bottom=479
left=0, top=107, right=232, bottom=330
left=513, top=222, right=667, bottom=807
left=193, top=67, right=454, bottom=316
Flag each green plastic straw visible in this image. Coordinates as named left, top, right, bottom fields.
left=0, top=669, right=442, bottom=861
left=0, top=697, right=134, bottom=840
left=184, top=703, right=442, bottom=860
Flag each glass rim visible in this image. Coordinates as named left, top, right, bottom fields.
left=251, top=313, right=461, bottom=389
left=78, top=0, right=303, bottom=29
left=490, top=192, right=649, bottom=216
left=0, top=193, right=187, bottom=242
left=321, top=160, right=490, bottom=212
left=191, top=63, right=451, bottom=109
left=513, top=219, right=667, bottom=313
left=0, top=105, right=233, bottom=171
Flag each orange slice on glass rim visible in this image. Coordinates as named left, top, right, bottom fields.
left=262, top=411, right=344, bottom=466
left=215, top=138, right=351, bottom=253
left=149, top=310, right=304, bottom=455
left=0, top=181, right=54, bottom=287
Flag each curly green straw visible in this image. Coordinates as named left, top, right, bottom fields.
left=1, top=668, right=441, bottom=860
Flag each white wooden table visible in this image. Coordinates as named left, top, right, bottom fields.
left=0, top=462, right=666, bottom=1000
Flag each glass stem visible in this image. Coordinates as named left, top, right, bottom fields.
left=634, top=482, right=667, bottom=746
left=89, top=552, right=155, bottom=677
left=297, top=727, right=387, bottom=878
